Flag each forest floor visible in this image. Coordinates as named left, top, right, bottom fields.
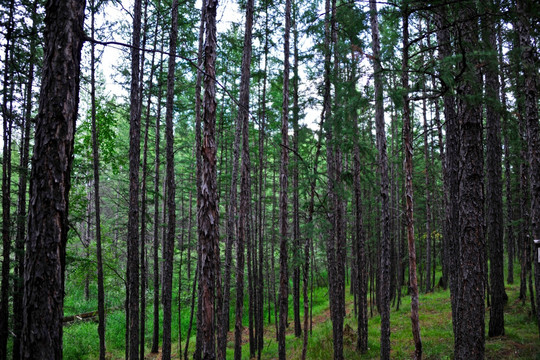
left=61, top=278, right=540, bottom=359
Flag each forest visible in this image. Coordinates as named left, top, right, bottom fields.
left=0, top=0, right=539, bottom=359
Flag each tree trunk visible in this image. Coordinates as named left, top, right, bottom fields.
left=232, top=0, right=254, bottom=358
left=292, top=0, right=302, bottom=339
left=151, top=40, right=165, bottom=355
left=90, top=1, right=106, bottom=357
left=0, top=0, right=14, bottom=356
left=402, top=8, right=422, bottom=359
left=498, top=28, right=514, bottom=286
left=369, top=1, right=391, bottom=357
left=126, top=0, right=144, bottom=355
left=455, top=4, right=486, bottom=358
left=278, top=1, right=291, bottom=359
left=198, top=0, right=219, bottom=358
left=162, top=0, right=179, bottom=357
left=352, top=60, right=368, bottom=354
left=21, top=0, right=86, bottom=357
left=436, top=6, right=460, bottom=337
left=484, top=1, right=505, bottom=337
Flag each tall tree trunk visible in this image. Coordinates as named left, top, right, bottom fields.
left=21, top=0, right=86, bottom=357
left=352, top=58, right=368, bottom=354
left=516, top=0, right=540, bottom=332
left=369, top=1, right=391, bottom=357
left=402, top=8, right=422, bottom=359
left=278, top=0, right=291, bottom=358
left=162, top=0, right=179, bottom=357
left=455, top=3, right=486, bottom=358
left=423, top=75, right=432, bottom=294
left=198, top=0, right=219, bottom=358
left=484, top=1, right=505, bottom=337
left=0, top=1, right=14, bottom=356
left=126, top=0, right=144, bottom=355
left=292, top=0, right=302, bottom=339
left=90, top=1, right=106, bottom=357
left=194, top=2, right=207, bottom=358
left=498, top=28, right=514, bottom=286
left=233, top=0, right=255, bottom=358
left=150, top=39, right=165, bottom=355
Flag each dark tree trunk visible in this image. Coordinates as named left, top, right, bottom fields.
left=126, top=0, right=144, bottom=355
left=233, top=0, right=254, bottom=358
left=352, top=63, right=368, bottom=354
left=138, top=2, right=150, bottom=355
left=198, top=0, right=219, bottom=358
left=484, top=1, right=505, bottom=337
left=516, top=0, right=540, bottom=332
left=402, top=8, right=422, bottom=359
left=423, top=74, right=432, bottom=294
left=151, top=41, right=165, bottom=355
left=278, top=1, right=291, bottom=359
left=194, top=2, right=206, bottom=358
left=292, top=0, right=301, bottom=339
left=369, top=1, right=391, bottom=358
left=90, top=1, right=106, bottom=357
left=0, top=1, right=14, bottom=357
left=162, top=0, right=179, bottom=357
left=21, top=0, right=86, bottom=357
left=498, top=28, right=514, bottom=286
left=455, top=4, right=486, bottom=359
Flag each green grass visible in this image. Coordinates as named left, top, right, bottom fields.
left=61, top=275, right=540, bottom=359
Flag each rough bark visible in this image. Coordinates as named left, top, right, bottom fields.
left=126, top=0, right=143, bottom=355
left=369, top=0, right=391, bottom=357
left=455, top=3, right=486, bottom=358
left=233, top=0, right=254, bottom=358
left=278, top=0, right=291, bottom=358
left=20, top=0, right=86, bottom=357
left=198, top=0, right=219, bottom=358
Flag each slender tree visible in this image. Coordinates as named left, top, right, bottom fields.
left=198, top=0, right=219, bottom=358
left=21, top=0, right=86, bottom=357
left=162, top=0, right=179, bottom=357
left=484, top=0, right=505, bottom=337
left=0, top=1, right=14, bottom=356
left=278, top=0, right=291, bottom=358
left=90, top=0, right=106, bottom=357
left=125, top=0, right=144, bottom=355
left=402, top=6, right=422, bottom=359
left=233, top=0, right=255, bottom=358
left=369, top=0, right=392, bottom=357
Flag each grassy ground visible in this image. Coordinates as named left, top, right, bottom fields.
left=62, top=277, right=540, bottom=359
